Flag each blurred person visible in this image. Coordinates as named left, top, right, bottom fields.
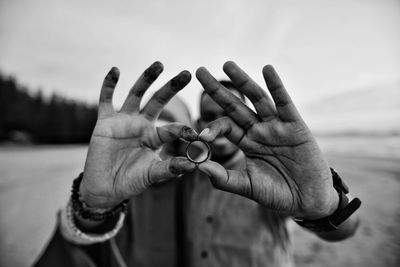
left=34, top=61, right=360, bottom=267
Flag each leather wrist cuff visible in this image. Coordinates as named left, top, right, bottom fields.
left=294, top=168, right=361, bottom=232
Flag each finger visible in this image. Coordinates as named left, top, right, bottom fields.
left=223, top=61, right=276, bottom=119
left=149, top=157, right=196, bottom=184
left=141, top=70, right=191, bottom=121
left=120, top=61, right=164, bottom=113
left=198, top=116, right=249, bottom=148
left=262, top=65, right=301, bottom=122
left=155, top=123, right=198, bottom=147
left=196, top=67, right=259, bottom=130
left=198, top=160, right=252, bottom=199
left=98, top=67, right=119, bottom=118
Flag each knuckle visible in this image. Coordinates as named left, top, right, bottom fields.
left=241, top=120, right=254, bottom=131
left=131, top=85, right=147, bottom=97
left=275, top=100, right=290, bottom=107
left=268, top=82, right=281, bottom=92
left=100, top=87, right=114, bottom=102
left=206, top=83, right=224, bottom=97
left=153, top=91, right=170, bottom=105
left=250, top=93, right=264, bottom=103
left=223, top=101, right=237, bottom=114
left=236, top=78, right=250, bottom=91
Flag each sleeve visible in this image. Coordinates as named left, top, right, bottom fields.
left=32, top=209, right=127, bottom=267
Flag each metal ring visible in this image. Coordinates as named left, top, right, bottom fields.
left=185, top=140, right=211, bottom=164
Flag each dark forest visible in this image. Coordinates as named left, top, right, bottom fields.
left=0, top=73, right=97, bottom=144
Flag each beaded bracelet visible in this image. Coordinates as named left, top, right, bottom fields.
left=71, top=173, right=129, bottom=221
left=60, top=199, right=126, bottom=245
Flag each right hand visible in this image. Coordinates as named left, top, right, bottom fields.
left=80, top=62, right=198, bottom=208
left=195, top=62, right=337, bottom=220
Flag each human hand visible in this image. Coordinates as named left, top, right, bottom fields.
left=80, top=62, right=197, bottom=208
left=196, top=61, right=338, bottom=220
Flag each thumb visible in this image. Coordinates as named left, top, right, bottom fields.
left=155, top=123, right=198, bottom=146
left=198, top=160, right=252, bottom=199
left=149, top=157, right=196, bottom=184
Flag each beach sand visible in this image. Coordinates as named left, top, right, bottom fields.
left=0, top=137, right=399, bottom=267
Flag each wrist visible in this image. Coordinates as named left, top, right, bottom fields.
left=294, top=168, right=361, bottom=232
left=79, top=173, right=123, bottom=209
left=296, top=184, right=340, bottom=221
left=311, top=187, right=340, bottom=220
left=72, top=173, right=129, bottom=221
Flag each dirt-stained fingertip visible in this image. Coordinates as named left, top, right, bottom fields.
left=222, top=61, right=237, bottom=72
left=152, top=61, right=163, bottom=68
left=169, top=157, right=197, bottom=174
left=105, top=67, right=120, bottom=83
left=262, top=64, right=284, bottom=89
left=170, top=70, right=192, bottom=90
left=262, top=65, right=275, bottom=74
left=195, top=66, right=209, bottom=79
left=180, top=70, right=192, bottom=79
left=143, top=61, right=164, bottom=83
left=180, top=126, right=198, bottom=141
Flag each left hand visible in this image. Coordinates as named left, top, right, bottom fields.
left=196, top=61, right=338, bottom=220
left=80, top=63, right=197, bottom=208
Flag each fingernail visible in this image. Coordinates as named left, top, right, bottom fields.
left=106, top=67, right=119, bottom=83
left=181, top=126, right=198, bottom=140
left=199, top=128, right=210, bottom=137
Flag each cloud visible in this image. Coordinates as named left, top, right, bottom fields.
left=0, top=0, right=399, bottom=119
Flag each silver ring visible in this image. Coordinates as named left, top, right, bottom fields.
left=185, top=140, right=211, bottom=164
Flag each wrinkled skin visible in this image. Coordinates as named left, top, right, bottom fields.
left=196, top=61, right=338, bottom=220
left=80, top=62, right=197, bottom=208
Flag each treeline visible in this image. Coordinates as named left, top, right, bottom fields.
left=0, top=73, right=97, bottom=144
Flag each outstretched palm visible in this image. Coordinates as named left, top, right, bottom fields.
left=197, top=62, right=338, bottom=220
left=80, top=62, right=197, bottom=208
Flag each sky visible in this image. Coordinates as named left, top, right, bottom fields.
left=0, top=0, right=399, bottom=119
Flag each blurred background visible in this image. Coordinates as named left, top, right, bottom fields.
left=0, top=0, right=399, bottom=266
